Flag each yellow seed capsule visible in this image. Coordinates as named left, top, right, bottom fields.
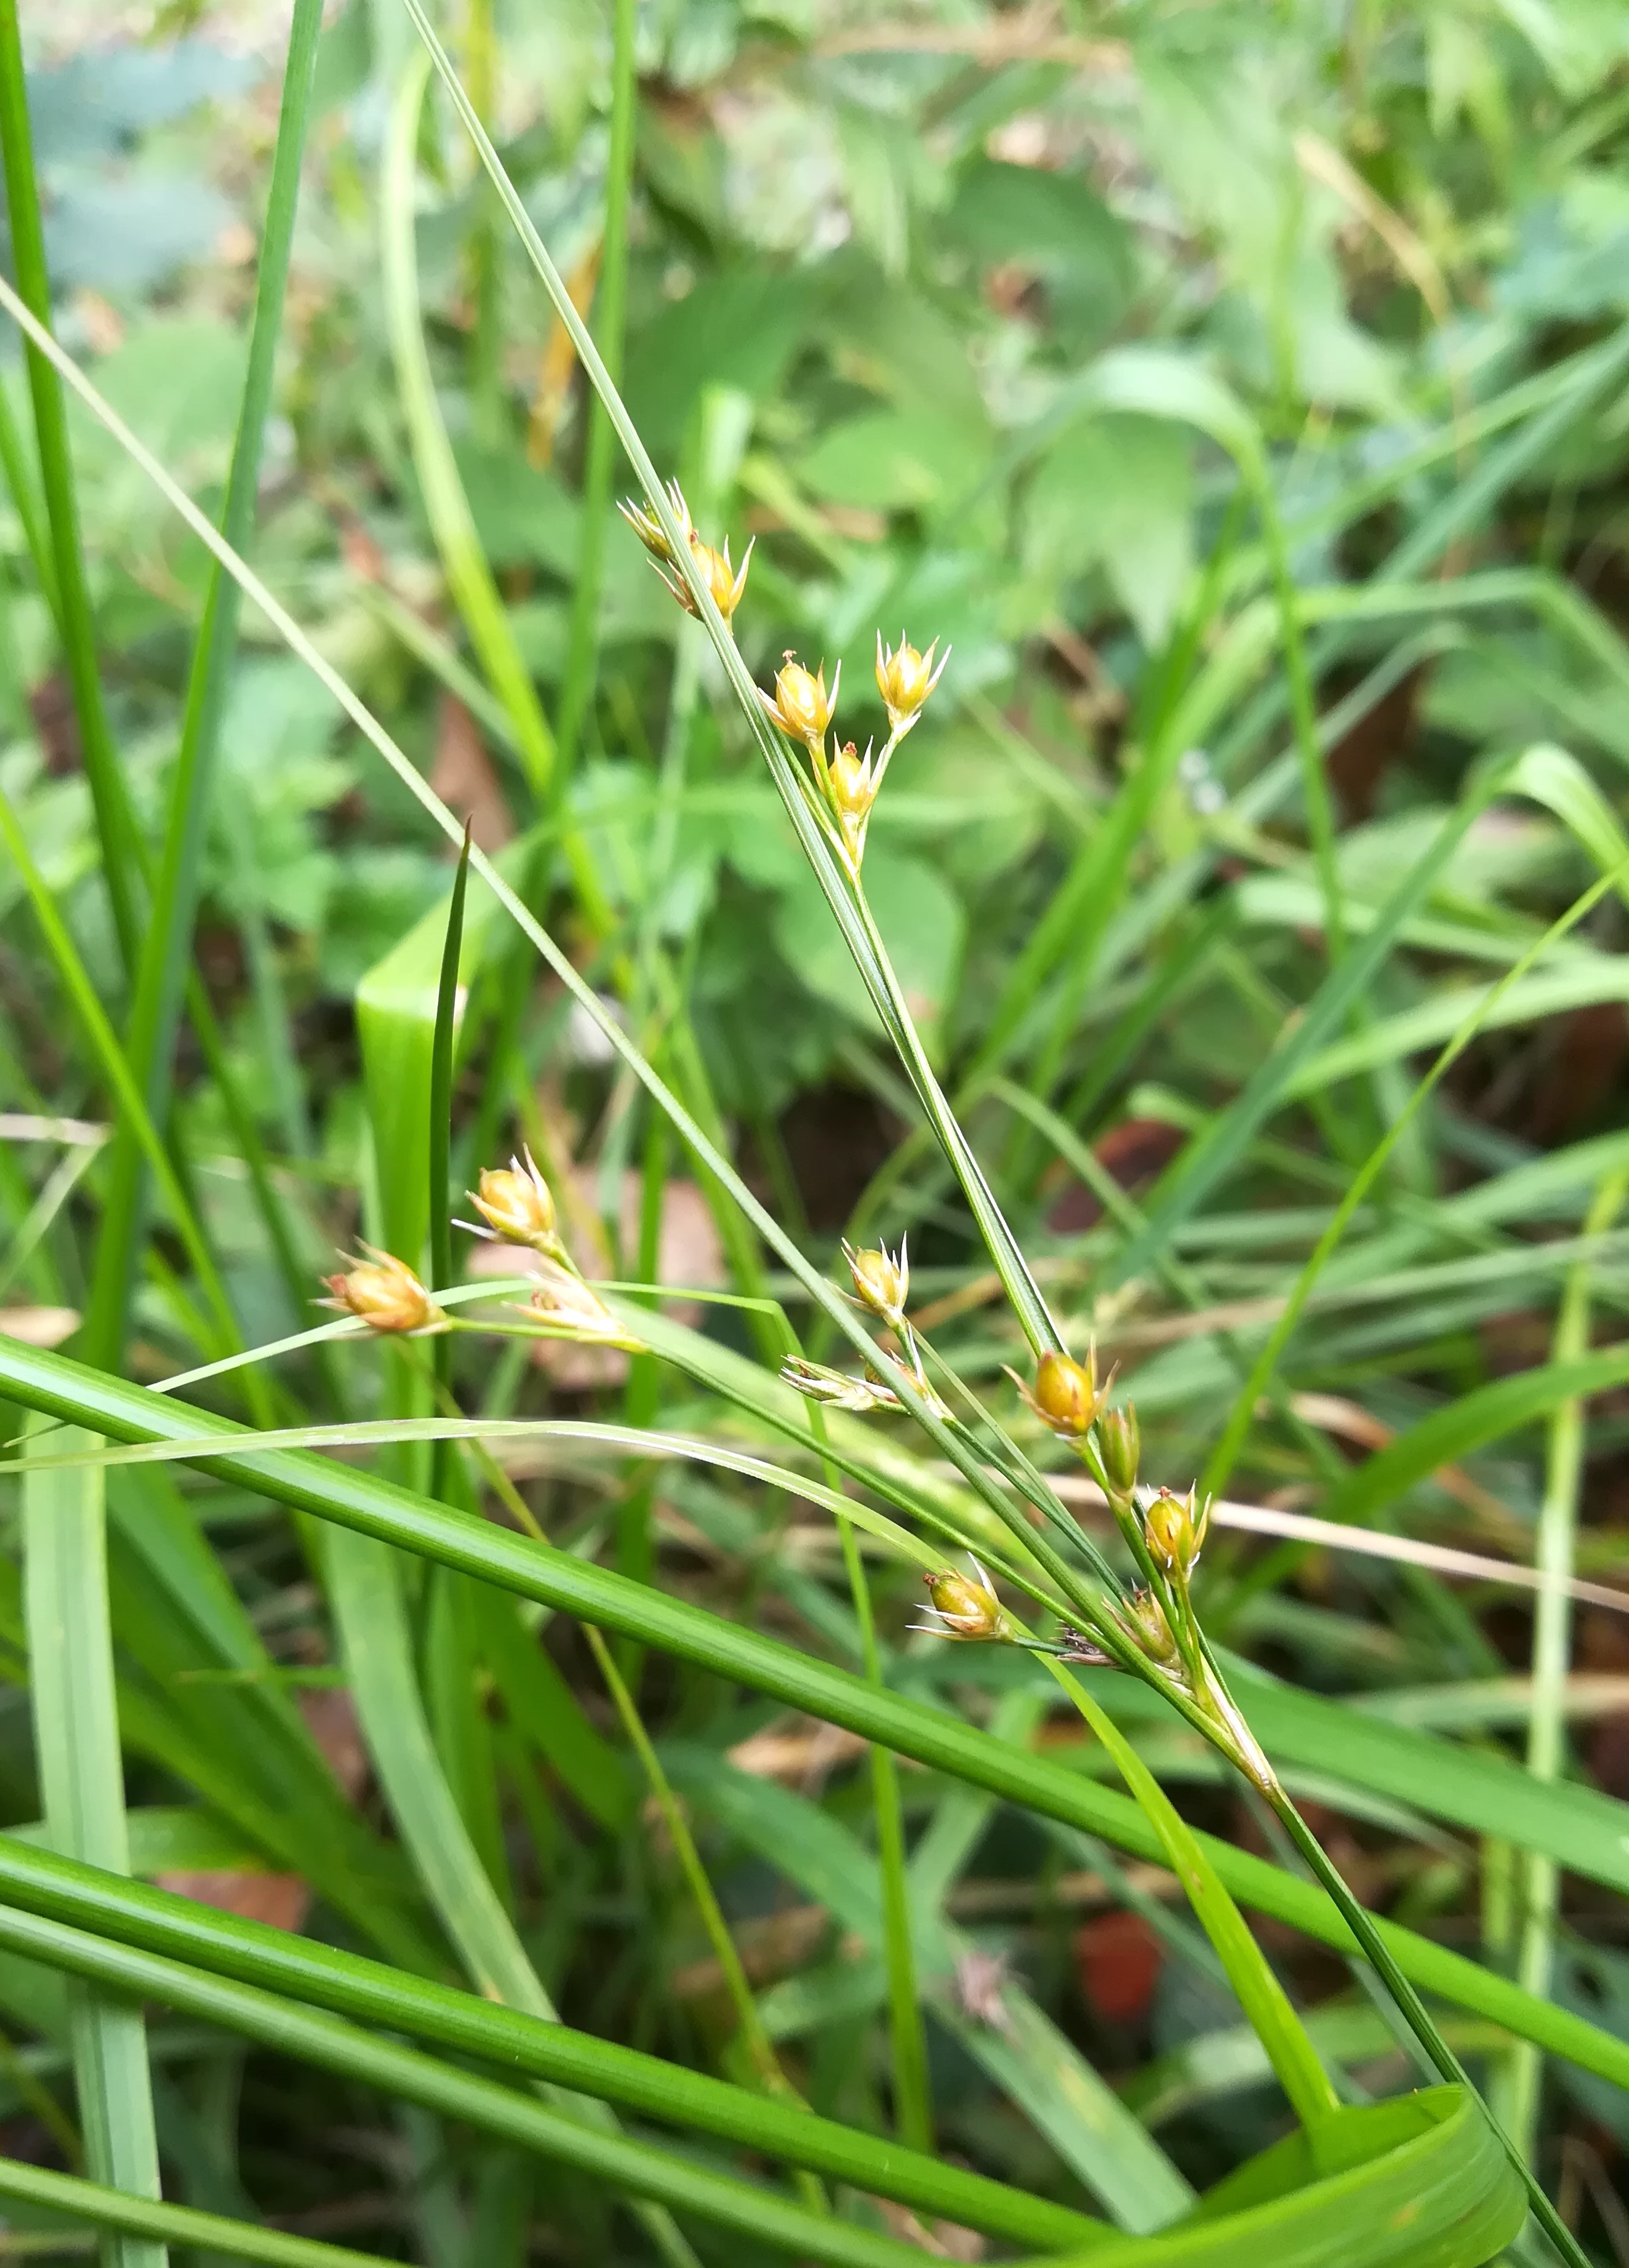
left=875, top=632, right=948, bottom=730
left=1144, top=1485, right=1209, bottom=1576
left=691, top=537, right=751, bottom=621
left=465, top=1149, right=557, bottom=1251
left=757, top=653, right=839, bottom=746
left=843, top=1237, right=908, bottom=1326
left=323, top=1248, right=439, bottom=1334
left=657, top=534, right=753, bottom=622
left=916, top=1562, right=1008, bottom=1641
left=1028, top=1348, right=1111, bottom=1437
left=828, top=738, right=880, bottom=866
left=1122, top=1587, right=1180, bottom=1667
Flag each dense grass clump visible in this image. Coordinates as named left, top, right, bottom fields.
left=4, top=1, right=1629, bottom=2263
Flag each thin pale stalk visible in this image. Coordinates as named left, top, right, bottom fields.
left=399, top=0, right=1062, bottom=1364
left=583, top=1624, right=824, bottom=2201
left=1501, top=1169, right=1629, bottom=2155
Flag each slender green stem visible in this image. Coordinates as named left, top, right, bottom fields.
left=399, top=0, right=1062, bottom=1363
left=83, top=0, right=325, bottom=1371
left=429, top=827, right=472, bottom=1478
left=0, top=0, right=143, bottom=974
left=8, top=1336, right=1629, bottom=2103
left=0, top=2152, right=430, bottom=2268
left=0, top=271, right=1047, bottom=1563
left=1502, top=1167, right=1629, bottom=2154
left=1270, top=1788, right=1591, bottom=2268
left=555, top=0, right=638, bottom=783
left=585, top=1625, right=824, bottom=2193
left=0, top=1834, right=1097, bottom=2255
left=615, top=1103, right=666, bottom=1667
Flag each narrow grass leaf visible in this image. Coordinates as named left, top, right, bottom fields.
left=21, top=1415, right=166, bottom=2268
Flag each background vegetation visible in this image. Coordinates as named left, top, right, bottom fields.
left=7, top=0, right=1629, bottom=2260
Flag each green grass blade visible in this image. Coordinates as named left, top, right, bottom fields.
left=0, top=2153, right=421, bottom=2268
left=1502, top=1169, right=1629, bottom=2153
left=1201, top=829, right=1629, bottom=1498
left=832, top=1510, right=934, bottom=2155
left=668, top=1746, right=1191, bottom=2229
left=1316, top=1343, right=1629, bottom=1529
left=0, top=779, right=251, bottom=1380
left=1112, top=755, right=1514, bottom=1286
left=6, top=1337, right=1626, bottom=2101
left=1049, top=1664, right=1337, bottom=2132
left=21, top=1417, right=166, bottom=2268
left=428, top=826, right=471, bottom=1503
left=83, top=0, right=324, bottom=1367
left=1269, top=1793, right=1589, bottom=2268
left=0, top=1837, right=1096, bottom=2254
left=322, top=1535, right=701, bottom=2268
left=0, top=0, right=143, bottom=973
left=0, top=1907, right=932, bottom=2268
left=322, top=1524, right=547, bottom=2014
left=380, top=53, right=557, bottom=809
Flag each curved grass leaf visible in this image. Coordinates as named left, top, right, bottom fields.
left=0, top=1901, right=939, bottom=2268
left=0, top=1833, right=1098, bottom=2253
left=2, top=1337, right=1626, bottom=2101
left=1316, top=1345, right=1629, bottom=1530
left=1048, top=1664, right=1337, bottom=2134
left=1060, top=2089, right=1523, bottom=2268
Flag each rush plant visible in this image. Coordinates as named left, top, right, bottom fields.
left=3, top=3, right=1629, bottom=2266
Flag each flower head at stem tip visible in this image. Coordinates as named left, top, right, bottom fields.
left=911, top=1559, right=1011, bottom=1643
left=458, top=1147, right=561, bottom=1256
left=1143, top=1482, right=1211, bottom=1577
left=1010, top=1345, right=1116, bottom=1439
left=757, top=653, right=839, bottom=749
left=875, top=632, right=948, bottom=731
left=320, top=1246, right=443, bottom=1334
left=842, top=1235, right=908, bottom=1329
